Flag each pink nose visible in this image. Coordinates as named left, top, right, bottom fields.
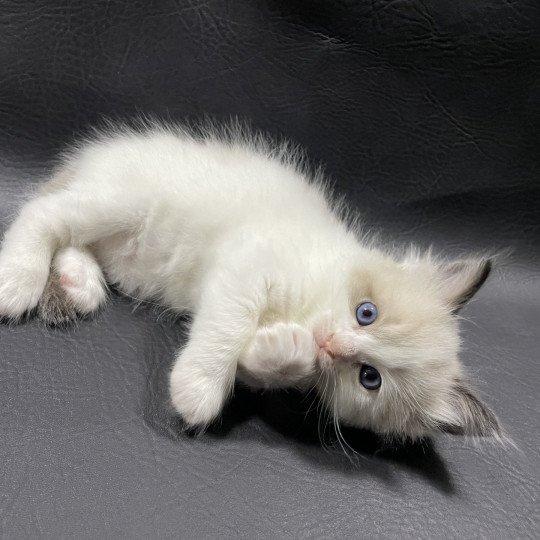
left=316, top=333, right=335, bottom=357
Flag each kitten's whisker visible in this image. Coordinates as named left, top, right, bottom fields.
left=317, top=370, right=333, bottom=452
left=330, top=373, right=360, bottom=463
left=301, top=367, right=326, bottom=404
left=303, top=370, right=326, bottom=417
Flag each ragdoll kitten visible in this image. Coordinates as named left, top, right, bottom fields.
left=0, top=122, right=501, bottom=439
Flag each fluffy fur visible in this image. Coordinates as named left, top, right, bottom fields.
left=0, top=121, right=501, bottom=440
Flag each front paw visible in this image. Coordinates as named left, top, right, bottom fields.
left=240, top=322, right=319, bottom=388
left=169, top=364, right=228, bottom=428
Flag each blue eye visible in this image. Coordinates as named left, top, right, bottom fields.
left=359, top=365, right=381, bottom=390
left=356, top=302, right=378, bottom=326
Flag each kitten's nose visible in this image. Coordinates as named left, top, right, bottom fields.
left=316, top=333, right=335, bottom=358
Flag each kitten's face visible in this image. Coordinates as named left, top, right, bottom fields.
left=311, top=253, right=500, bottom=439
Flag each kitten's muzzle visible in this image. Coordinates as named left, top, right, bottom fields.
left=316, top=333, right=336, bottom=369
left=315, top=333, right=334, bottom=355
left=316, top=332, right=359, bottom=367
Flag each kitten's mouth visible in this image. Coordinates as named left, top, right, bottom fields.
left=317, top=348, right=334, bottom=370
left=315, top=332, right=334, bottom=350
left=318, top=344, right=334, bottom=358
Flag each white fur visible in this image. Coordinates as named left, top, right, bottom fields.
left=0, top=122, right=498, bottom=438
left=52, top=247, right=107, bottom=314
left=237, top=322, right=319, bottom=389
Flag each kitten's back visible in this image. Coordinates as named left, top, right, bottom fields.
left=53, top=124, right=343, bottom=238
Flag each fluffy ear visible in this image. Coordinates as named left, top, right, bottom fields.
left=438, top=383, right=501, bottom=437
left=436, top=258, right=492, bottom=313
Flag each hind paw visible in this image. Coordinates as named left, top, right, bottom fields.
left=38, top=247, right=107, bottom=324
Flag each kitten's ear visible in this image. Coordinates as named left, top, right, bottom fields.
left=438, top=383, right=501, bottom=437
left=436, top=258, right=492, bottom=314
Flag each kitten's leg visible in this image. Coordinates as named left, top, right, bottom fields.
left=237, top=322, right=319, bottom=390
left=38, top=246, right=107, bottom=325
left=0, top=199, right=55, bottom=319
left=169, top=269, right=267, bottom=428
left=0, top=190, right=137, bottom=320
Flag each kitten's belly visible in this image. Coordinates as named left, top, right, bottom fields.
left=93, top=230, right=199, bottom=311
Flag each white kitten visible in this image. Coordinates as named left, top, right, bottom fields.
left=0, top=121, right=500, bottom=440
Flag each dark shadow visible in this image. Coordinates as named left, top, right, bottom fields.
left=230, top=388, right=453, bottom=494
left=142, top=332, right=455, bottom=495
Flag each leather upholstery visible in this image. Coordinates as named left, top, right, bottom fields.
left=1, top=1, right=538, bottom=537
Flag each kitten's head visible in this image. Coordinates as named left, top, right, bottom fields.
left=311, top=250, right=501, bottom=440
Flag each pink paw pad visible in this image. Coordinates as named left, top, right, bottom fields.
left=59, top=274, right=74, bottom=287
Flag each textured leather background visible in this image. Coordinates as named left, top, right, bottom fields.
left=1, top=1, right=539, bottom=538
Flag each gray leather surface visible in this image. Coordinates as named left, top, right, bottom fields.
left=1, top=1, right=539, bottom=538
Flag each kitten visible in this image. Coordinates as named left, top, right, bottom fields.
left=0, top=121, right=501, bottom=440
